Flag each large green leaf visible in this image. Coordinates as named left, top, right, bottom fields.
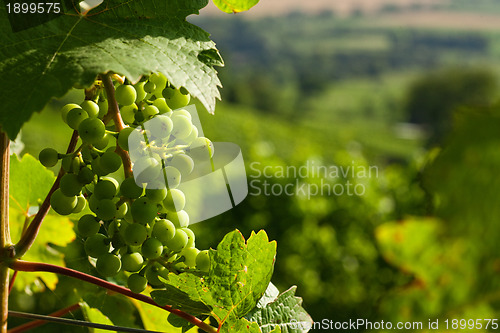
left=0, top=0, right=223, bottom=139
left=212, top=0, right=260, bottom=13
left=9, top=154, right=75, bottom=289
left=131, top=297, right=201, bottom=333
left=152, top=230, right=276, bottom=326
left=80, top=302, right=115, bottom=333
left=246, top=285, right=312, bottom=333
left=219, top=318, right=271, bottom=333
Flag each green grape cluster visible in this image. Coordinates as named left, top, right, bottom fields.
left=39, top=73, right=213, bottom=294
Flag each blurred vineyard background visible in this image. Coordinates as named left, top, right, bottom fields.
left=12, top=0, right=500, bottom=331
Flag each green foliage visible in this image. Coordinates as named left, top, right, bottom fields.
left=246, top=284, right=312, bottom=333
left=213, top=0, right=260, bottom=13
left=152, top=230, right=279, bottom=329
left=405, top=68, right=498, bottom=143
left=0, top=0, right=223, bottom=139
left=9, top=154, right=75, bottom=289
left=376, top=108, right=500, bottom=325
left=80, top=302, right=114, bottom=333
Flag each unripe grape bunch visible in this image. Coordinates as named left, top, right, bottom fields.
left=39, top=72, right=213, bottom=294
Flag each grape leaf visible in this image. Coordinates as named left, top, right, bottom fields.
left=219, top=318, right=267, bottom=333
left=255, top=282, right=279, bottom=308
left=131, top=298, right=200, bottom=333
left=150, top=276, right=212, bottom=316
left=152, top=230, right=276, bottom=326
left=9, top=154, right=54, bottom=213
left=84, top=292, right=141, bottom=330
left=212, top=0, right=260, bottom=13
left=80, top=302, right=114, bottom=333
left=0, top=0, right=223, bottom=139
left=9, top=154, right=75, bottom=289
left=245, top=286, right=313, bottom=333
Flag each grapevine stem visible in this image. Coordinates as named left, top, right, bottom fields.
left=0, top=129, right=12, bottom=333
left=9, top=260, right=218, bottom=333
left=14, top=130, right=79, bottom=258
left=101, top=73, right=133, bottom=178
left=7, top=271, right=16, bottom=293
left=7, top=303, right=80, bottom=333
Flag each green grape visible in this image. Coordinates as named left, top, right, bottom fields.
left=67, top=108, right=89, bottom=130
left=97, top=100, right=108, bottom=118
left=93, top=133, right=110, bottom=150
left=39, top=148, right=59, bottom=167
left=170, top=115, right=192, bottom=139
left=189, top=137, right=214, bottom=161
left=78, top=118, right=106, bottom=144
left=145, top=188, right=167, bottom=203
left=50, top=189, right=77, bottom=216
left=149, top=73, right=167, bottom=90
left=181, top=247, right=199, bottom=267
left=134, top=81, right=147, bottom=103
left=120, top=104, right=138, bottom=124
left=165, top=88, right=190, bottom=109
left=180, top=227, right=195, bottom=248
left=165, top=229, right=188, bottom=252
left=163, top=166, right=181, bottom=189
left=115, top=84, right=137, bottom=106
left=78, top=166, right=94, bottom=184
left=100, top=151, right=121, bottom=173
left=167, top=210, right=189, bottom=228
left=162, top=189, right=185, bottom=212
left=123, top=223, right=148, bottom=246
left=128, top=273, right=148, bottom=293
left=141, top=238, right=163, bottom=259
left=96, top=253, right=121, bottom=277
left=167, top=154, right=194, bottom=178
left=143, top=81, right=156, bottom=93
left=91, top=157, right=109, bottom=176
left=107, top=219, right=120, bottom=237
left=171, top=109, right=192, bottom=120
left=131, top=197, right=157, bottom=224
left=61, top=104, right=81, bottom=123
left=84, top=233, right=110, bottom=258
left=80, top=100, right=99, bottom=118
left=142, top=105, right=159, bottom=119
left=77, top=214, right=100, bottom=237
left=116, top=201, right=128, bottom=218
left=180, top=125, right=199, bottom=145
left=162, top=87, right=175, bottom=99
left=120, top=177, right=143, bottom=199
left=72, top=195, right=87, bottom=214
left=180, top=87, right=189, bottom=95
left=94, top=178, right=118, bottom=199
left=145, top=264, right=166, bottom=287
left=59, top=173, right=83, bottom=196
left=124, top=205, right=134, bottom=223
left=146, top=115, right=173, bottom=139
left=133, top=157, right=162, bottom=184
left=61, top=155, right=80, bottom=173
left=111, top=230, right=126, bottom=249
left=94, top=198, right=117, bottom=220
left=196, top=250, right=210, bottom=272
left=152, top=219, right=176, bottom=244
left=152, top=98, right=171, bottom=114
left=134, top=110, right=145, bottom=123
left=88, top=194, right=100, bottom=213
left=117, top=127, right=134, bottom=150
left=81, top=146, right=94, bottom=163
left=121, top=252, right=144, bottom=272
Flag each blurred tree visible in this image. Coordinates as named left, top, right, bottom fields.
left=405, top=68, right=498, bottom=144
